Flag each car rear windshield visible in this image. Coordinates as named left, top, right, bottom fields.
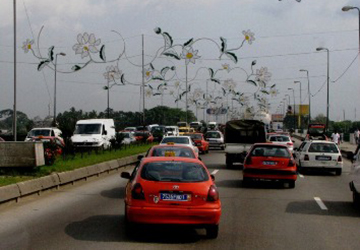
left=162, top=137, right=189, bottom=144
left=141, top=161, right=209, bottom=182
left=269, top=135, right=290, bottom=142
left=28, top=129, right=51, bottom=137
left=308, top=143, right=339, bottom=153
left=205, top=132, right=221, bottom=138
left=250, top=146, right=290, bottom=157
left=189, top=134, right=202, bottom=139
left=150, top=147, right=196, bottom=158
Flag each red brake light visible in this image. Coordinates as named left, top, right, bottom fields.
left=288, top=159, right=296, bottom=167
left=207, top=185, right=219, bottom=201
left=338, top=155, right=342, bottom=162
left=304, top=154, right=309, bottom=161
left=245, top=156, right=252, bottom=165
left=131, top=183, right=145, bottom=200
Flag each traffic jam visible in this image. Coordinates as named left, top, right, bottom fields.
left=117, top=120, right=356, bottom=239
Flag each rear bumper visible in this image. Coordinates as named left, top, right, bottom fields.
left=300, top=161, right=343, bottom=169
left=243, top=168, right=297, bottom=180
left=126, top=205, right=221, bottom=225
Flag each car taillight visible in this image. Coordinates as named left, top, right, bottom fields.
left=245, top=156, right=252, bottom=165
left=304, top=154, right=309, bottom=161
left=338, top=155, right=342, bottom=162
left=287, top=142, right=293, bottom=146
left=288, top=159, right=296, bottom=167
left=197, top=142, right=202, bottom=146
left=131, top=183, right=145, bottom=200
left=207, top=185, right=219, bottom=201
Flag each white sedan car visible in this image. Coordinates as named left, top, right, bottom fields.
left=268, top=134, right=294, bottom=153
left=294, top=140, right=343, bottom=175
left=160, top=136, right=199, bottom=157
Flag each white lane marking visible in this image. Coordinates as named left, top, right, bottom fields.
left=298, top=173, right=304, bottom=178
left=314, top=197, right=328, bottom=210
left=211, top=170, right=219, bottom=175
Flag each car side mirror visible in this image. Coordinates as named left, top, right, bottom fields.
left=103, top=130, right=107, bottom=135
left=120, top=172, right=131, bottom=179
left=198, top=157, right=202, bottom=161
left=210, top=174, right=215, bottom=181
left=137, top=155, right=144, bottom=161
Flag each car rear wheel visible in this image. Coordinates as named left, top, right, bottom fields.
left=206, top=225, right=219, bottom=239
left=226, top=157, right=233, bottom=168
left=335, top=168, right=342, bottom=176
left=288, top=180, right=295, bottom=189
left=242, top=177, right=251, bottom=187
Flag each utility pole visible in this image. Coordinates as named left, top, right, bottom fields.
left=13, top=0, right=17, bottom=141
left=142, top=34, right=145, bottom=126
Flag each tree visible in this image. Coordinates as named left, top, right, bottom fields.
left=0, top=109, right=33, bottom=136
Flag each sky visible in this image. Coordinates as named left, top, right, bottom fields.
left=1, top=0, right=359, bottom=123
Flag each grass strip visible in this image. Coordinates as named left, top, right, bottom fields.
left=0, top=143, right=155, bottom=187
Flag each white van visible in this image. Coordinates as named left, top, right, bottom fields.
left=25, top=127, right=63, bottom=141
left=71, top=119, right=115, bottom=149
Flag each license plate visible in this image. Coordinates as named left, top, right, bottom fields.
left=263, top=161, right=276, bottom=165
left=316, top=156, right=331, bottom=161
left=160, top=193, right=191, bottom=201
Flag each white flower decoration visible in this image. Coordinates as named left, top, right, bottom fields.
left=144, top=67, right=153, bottom=80
left=174, top=81, right=181, bottom=89
left=239, top=95, right=249, bottom=104
left=255, top=67, right=272, bottom=87
left=181, top=46, right=200, bottom=65
left=242, top=30, right=255, bottom=45
left=169, top=90, right=175, bottom=96
left=22, top=39, right=34, bottom=53
left=269, top=88, right=279, bottom=97
left=145, top=88, right=153, bottom=98
left=222, top=63, right=231, bottom=73
left=223, top=79, right=237, bottom=91
left=103, top=65, right=121, bottom=82
left=192, top=88, right=203, bottom=100
left=73, top=32, right=101, bottom=59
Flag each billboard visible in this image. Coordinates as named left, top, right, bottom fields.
left=272, top=114, right=284, bottom=122
left=288, top=105, right=309, bottom=115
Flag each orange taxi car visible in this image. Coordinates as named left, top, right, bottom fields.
left=121, top=156, right=221, bottom=238
left=243, top=143, right=297, bottom=188
left=185, top=133, right=209, bottom=154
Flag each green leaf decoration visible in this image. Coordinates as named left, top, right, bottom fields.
left=261, top=90, right=270, bottom=95
left=100, top=45, right=106, bottom=62
left=163, top=51, right=180, bottom=60
left=225, top=51, right=238, bottom=63
left=211, top=78, right=221, bottom=84
left=71, top=65, right=81, bottom=71
left=220, top=37, right=227, bottom=53
left=152, top=76, right=164, bottom=81
left=222, top=88, right=226, bottom=96
left=247, top=80, right=257, bottom=86
left=184, top=38, right=193, bottom=47
left=161, top=67, right=170, bottom=76
left=150, top=63, right=155, bottom=70
left=157, top=84, right=163, bottom=90
left=153, top=93, right=161, bottom=96
left=175, top=98, right=179, bottom=103
left=188, top=85, right=191, bottom=92
left=103, top=86, right=109, bottom=90
left=231, top=97, right=238, bottom=101
left=148, top=85, right=153, bottom=90
left=120, top=74, right=125, bottom=84
left=163, top=32, right=173, bottom=48
left=208, top=68, right=214, bottom=78
left=37, top=59, right=50, bottom=71
left=48, top=46, right=54, bottom=61
left=271, top=84, right=276, bottom=88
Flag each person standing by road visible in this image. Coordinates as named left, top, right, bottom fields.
left=354, top=129, right=360, bottom=144
left=331, top=131, right=340, bottom=145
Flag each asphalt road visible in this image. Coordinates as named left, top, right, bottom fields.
left=1, top=140, right=359, bottom=250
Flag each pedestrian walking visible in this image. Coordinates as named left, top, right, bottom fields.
left=331, top=131, right=340, bottom=145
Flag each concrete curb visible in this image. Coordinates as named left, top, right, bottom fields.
left=0, top=154, right=141, bottom=204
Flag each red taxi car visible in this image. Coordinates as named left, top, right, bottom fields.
left=243, top=143, right=297, bottom=188
left=185, top=133, right=209, bottom=154
left=121, top=157, right=221, bottom=238
left=145, top=144, right=198, bottom=159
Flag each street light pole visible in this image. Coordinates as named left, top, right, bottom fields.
left=342, top=6, right=360, bottom=51
left=288, top=88, right=296, bottom=130
left=13, top=0, right=17, bottom=141
left=294, top=81, right=302, bottom=129
left=300, top=69, right=311, bottom=124
left=316, top=47, right=330, bottom=131
left=53, top=52, right=66, bottom=126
